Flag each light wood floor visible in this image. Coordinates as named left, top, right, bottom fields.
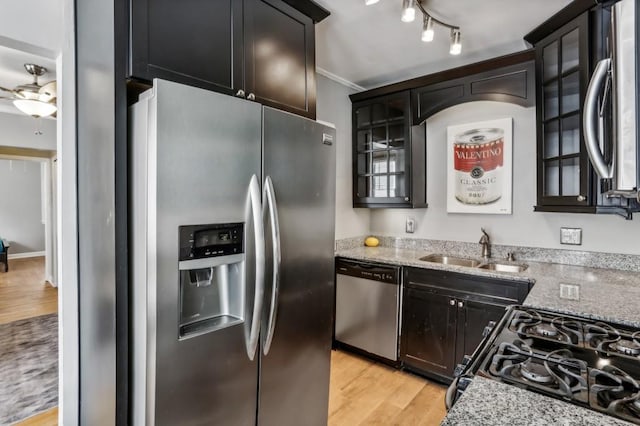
left=329, top=350, right=447, bottom=426
left=16, top=408, right=58, bottom=426
left=1, top=257, right=58, bottom=425
left=0, top=257, right=57, bottom=325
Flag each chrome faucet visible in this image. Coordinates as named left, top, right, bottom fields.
left=479, top=228, right=491, bottom=261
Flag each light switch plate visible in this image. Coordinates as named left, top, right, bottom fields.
left=560, top=227, right=582, bottom=245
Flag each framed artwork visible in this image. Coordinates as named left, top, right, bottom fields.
left=446, top=118, right=513, bottom=214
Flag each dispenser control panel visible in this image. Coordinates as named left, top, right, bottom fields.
left=179, top=223, right=243, bottom=260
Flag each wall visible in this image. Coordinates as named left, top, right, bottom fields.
left=370, top=101, right=640, bottom=255
left=316, top=74, right=371, bottom=239
left=0, top=158, right=44, bottom=253
left=0, top=112, right=57, bottom=150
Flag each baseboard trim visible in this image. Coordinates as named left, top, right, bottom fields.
left=8, top=251, right=46, bottom=259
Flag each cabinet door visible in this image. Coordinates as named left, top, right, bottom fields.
left=456, top=299, right=507, bottom=364
left=400, top=287, right=457, bottom=379
left=244, top=0, right=316, bottom=119
left=130, top=0, right=243, bottom=96
left=353, top=92, right=414, bottom=207
left=535, top=12, right=592, bottom=210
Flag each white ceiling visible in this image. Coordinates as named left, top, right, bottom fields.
left=315, top=0, right=573, bottom=89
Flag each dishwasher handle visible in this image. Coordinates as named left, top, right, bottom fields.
left=335, top=259, right=399, bottom=284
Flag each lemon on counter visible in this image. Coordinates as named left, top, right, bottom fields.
left=364, top=237, right=379, bottom=247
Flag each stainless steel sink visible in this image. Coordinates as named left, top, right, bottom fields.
left=419, top=254, right=482, bottom=268
left=478, top=263, right=528, bottom=273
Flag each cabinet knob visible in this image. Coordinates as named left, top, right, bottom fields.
left=404, top=197, right=410, bottom=201
left=247, top=93, right=256, bottom=101
left=235, top=89, right=246, bottom=98
left=458, top=301, right=464, bottom=308
left=449, top=299, right=456, bottom=306
left=577, top=195, right=586, bottom=202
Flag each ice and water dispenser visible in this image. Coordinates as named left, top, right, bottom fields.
left=178, top=223, right=245, bottom=338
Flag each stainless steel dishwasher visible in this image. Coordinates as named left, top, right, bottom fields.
left=335, top=258, right=400, bottom=363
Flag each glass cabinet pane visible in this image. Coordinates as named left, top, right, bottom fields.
left=371, top=126, right=387, bottom=149
left=372, top=151, right=388, bottom=174
left=389, top=150, right=405, bottom=173
left=561, top=72, right=580, bottom=114
left=372, top=175, right=388, bottom=197
left=388, top=123, right=405, bottom=146
left=390, top=173, right=406, bottom=197
left=561, top=28, right=580, bottom=72
left=544, top=120, right=559, bottom=159
left=356, top=105, right=370, bottom=128
left=543, top=41, right=558, bottom=80
left=371, top=102, right=386, bottom=124
left=561, top=157, right=580, bottom=195
left=561, top=114, right=580, bottom=155
left=544, top=82, right=559, bottom=119
left=387, top=98, right=406, bottom=121
left=544, top=160, right=560, bottom=196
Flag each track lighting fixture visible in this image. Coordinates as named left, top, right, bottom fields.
left=401, top=0, right=416, bottom=23
left=421, top=15, right=434, bottom=42
left=450, top=29, right=462, bottom=55
left=364, top=1, right=462, bottom=55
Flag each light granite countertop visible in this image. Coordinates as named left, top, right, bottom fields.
left=442, top=376, right=633, bottom=426
left=335, top=246, right=640, bottom=327
left=335, top=245, right=640, bottom=425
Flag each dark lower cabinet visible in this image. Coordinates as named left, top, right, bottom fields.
left=401, top=288, right=457, bottom=378
left=130, top=0, right=317, bottom=119
left=457, top=298, right=509, bottom=364
left=400, top=267, right=530, bottom=382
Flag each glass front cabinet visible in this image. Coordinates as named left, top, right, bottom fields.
left=352, top=91, right=427, bottom=208
left=534, top=12, right=592, bottom=211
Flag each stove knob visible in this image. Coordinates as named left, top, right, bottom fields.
left=482, top=321, right=497, bottom=337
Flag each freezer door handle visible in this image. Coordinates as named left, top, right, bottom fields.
left=263, top=176, right=281, bottom=356
left=246, top=174, right=265, bottom=360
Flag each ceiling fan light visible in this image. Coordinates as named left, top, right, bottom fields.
left=401, top=0, right=416, bottom=22
left=422, top=16, right=435, bottom=42
left=13, top=99, right=57, bottom=118
left=365, top=0, right=379, bottom=5
left=450, top=29, right=462, bottom=55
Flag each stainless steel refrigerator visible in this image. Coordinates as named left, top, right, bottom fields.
left=130, top=79, right=336, bottom=425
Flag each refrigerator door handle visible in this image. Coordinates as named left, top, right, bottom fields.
left=247, top=174, right=265, bottom=361
left=583, top=58, right=614, bottom=179
left=263, top=176, right=281, bottom=355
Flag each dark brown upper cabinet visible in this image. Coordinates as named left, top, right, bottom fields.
left=129, top=0, right=322, bottom=119
left=352, top=91, right=427, bottom=208
left=531, top=12, right=593, bottom=212
left=526, top=1, right=639, bottom=218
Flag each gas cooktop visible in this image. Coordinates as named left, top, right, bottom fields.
left=470, top=307, right=640, bottom=424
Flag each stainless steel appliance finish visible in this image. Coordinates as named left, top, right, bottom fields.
left=335, top=259, right=400, bottom=362
left=584, top=0, right=639, bottom=198
left=130, top=79, right=336, bottom=425
left=258, top=108, right=336, bottom=426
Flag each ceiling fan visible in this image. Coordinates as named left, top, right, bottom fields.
left=0, top=63, right=57, bottom=118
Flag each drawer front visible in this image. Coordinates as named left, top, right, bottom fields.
left=404, top=267, right=530, bottom=304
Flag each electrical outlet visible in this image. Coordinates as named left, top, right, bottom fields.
left=406, top=217, right=416, bottom=234
left=559, top=283, right=580, bottom=301
left=560, top=227, right=582, bottom=245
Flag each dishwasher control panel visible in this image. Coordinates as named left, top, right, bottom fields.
left=335, top=259, right=399, bottom=284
